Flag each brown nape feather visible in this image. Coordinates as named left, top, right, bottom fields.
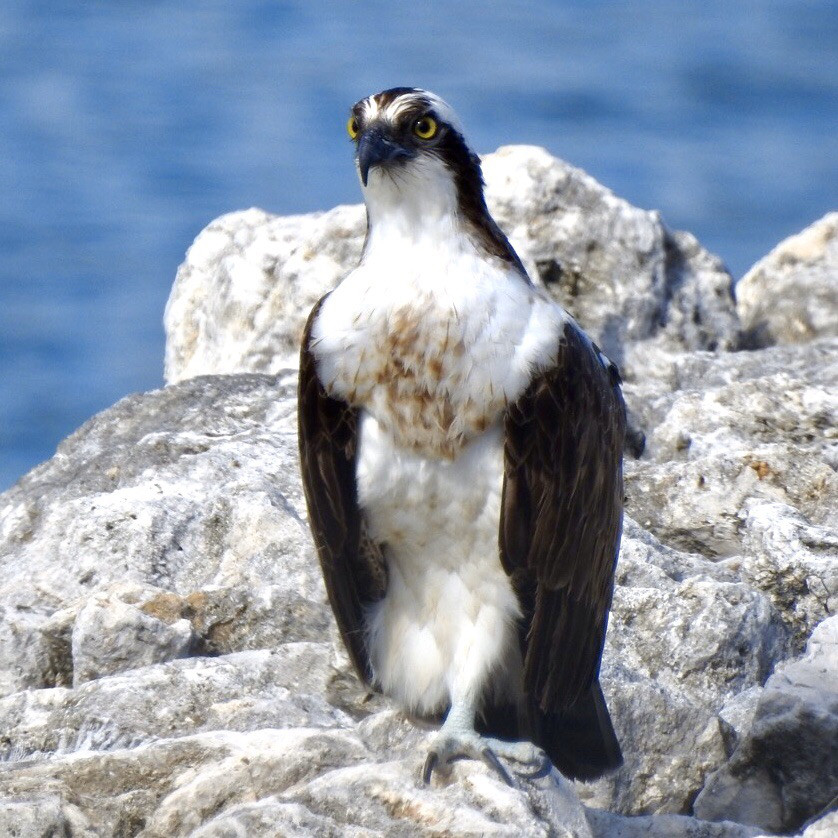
left=434, top=127, right=530, bottom=277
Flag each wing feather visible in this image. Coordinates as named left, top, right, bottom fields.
left=501, top=320, right=625, bottom=712
left=298, top=295, right=386, bottom=685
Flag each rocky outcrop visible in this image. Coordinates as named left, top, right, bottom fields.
left=1, top=148, right=835, bottom=836
left=164, top=146, right=740, bottom=387
left=622, top=340, right=838, bottom=649
left=0, top=374, right=808, bottom=837
left=737, top=212, right=838, bottom=348
left=695, top=615, right=838, bottom=833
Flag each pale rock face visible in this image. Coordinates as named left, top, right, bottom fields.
left=800, top=812, right=838, bottom=838
left=481, top=147, right=740, bottom=366
left=0, top=373, right=323, bottom=699
left=0, top=160, right=836, bottom=835
left=579, top=519, right=786, bottom=815
left=0, top=368, right=832, bottom=835
left=737, top=212, right=838, bottom=347
left=624, top=340, right=838, bottom=567
left=694, top=616, right=838, bottom=834
left=71, top=592, right=195, bottom=686
left=163, top=145, right=740, bottom=387
left=164, top=206, right=366, bottom=382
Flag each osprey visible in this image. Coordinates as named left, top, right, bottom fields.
left=298, top=88, right=625, bottom=784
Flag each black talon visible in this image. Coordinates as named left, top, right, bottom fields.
left=422, top=752, right=439, bottom=784
left=517, top=753, right=553, bottom=780
left=480, top=747, right=514, bottom=787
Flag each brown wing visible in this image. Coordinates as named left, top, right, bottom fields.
left=298, top=295, right=386, bottom=685
left=500, top=319, right=625, bottom=713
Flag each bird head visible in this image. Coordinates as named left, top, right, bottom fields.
left=347, top=88, right=523, bottom=269
left=347, top=87, right=491, bottom=225
left=347, top=88, right=471, bottom=186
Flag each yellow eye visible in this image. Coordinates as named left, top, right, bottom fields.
left=413, top=115, right=438, bottom=140
left=347, top=116, right=359, bottom=140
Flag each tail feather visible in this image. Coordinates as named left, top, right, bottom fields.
left=479, top=679, right=622, bottom=782
left=536, top=680, right=622, bottom=781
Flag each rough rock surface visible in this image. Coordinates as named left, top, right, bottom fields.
left=164, top=145, right=740, bottom=386
left=0, top=370, right=833, bottom=835
left=71, top=591, right=195, bottom=686
left=694, top=616, right=838, bottom=834
left=737, top=212, right=838, bottom=348
left=622, top=340, right=838, bottom=647
left=1, top=156, right=836, bottom=836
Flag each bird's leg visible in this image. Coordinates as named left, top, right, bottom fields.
left=422, top=696, right=552, bottom=786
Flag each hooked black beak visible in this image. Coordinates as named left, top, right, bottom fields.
left=357, top=127, right=413, bottom=186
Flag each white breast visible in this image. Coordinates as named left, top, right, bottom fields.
left=310, top=197, right=568, bottom=716
left=312, top=214, right=567, bottom=459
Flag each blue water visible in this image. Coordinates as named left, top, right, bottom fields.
left=1, top=1, right=836, bottom=491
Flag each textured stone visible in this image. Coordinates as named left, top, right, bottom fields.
left=729, top=501, right=838, bottom=647
left=0, top=797, right=93, bottom=837
left=694, top=616, right=838, bottom=833
left=482, top=147, right=740, bottom=367
left=190, top=800, right=372, bottom=838
left=164, top=206, right=366, bottom=383
left=0, top=728, right=369, bottom=837
left=164, top=146, right=740, bottom=387
left=625, top=340, right=838, bottom=562
left=609, top=520, right=786, bottom=709
left=800, top=811, right=838, bottom=838
left=576, top=518, right=788, bottom=812
left=2, top=168, right=836, bottom=836
left=0, top=364, right=833, bottom=833
left=738, top=212, right=838, bottom=348
left=71, top=592, right=194, bottom=686
left=0, top=375, right=807, bottom=828
left=0, top=373, right=320, bottom=698
left=0, top=645, right=347, bottom=765
left=586, top=809, right=764, bottom=838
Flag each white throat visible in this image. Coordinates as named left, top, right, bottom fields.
left=361, top=154, right=461, bottom=248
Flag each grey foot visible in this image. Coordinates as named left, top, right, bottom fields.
left=422, top=730, right=552, bottom=786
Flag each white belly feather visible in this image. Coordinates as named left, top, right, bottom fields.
left=311, top=219, right=567, bottom=717
left=357, top=414, right=521, bottom=715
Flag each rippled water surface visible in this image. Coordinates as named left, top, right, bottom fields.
left=1, top=1, right=836, bottom=489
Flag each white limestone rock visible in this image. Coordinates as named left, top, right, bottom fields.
left=737, top=212, right=838, bottom=347
left=0, top=371, right=816, bottom=834
left=482, top=147, right=740, bottom=366
left=0, top=354, right=834, bottom=833
left=625, top=340, right=838, bottom=564
left=164, top=205, right=366, bottom=383
left=71, top=592, right=194, bottom=686
left=189, top=800, right=373, bottom=838
left=164, top=146, right=740, bottom=386
left=694, top=616, right=838, bottom=834
left=716, top=686, right=764, bottom=750
left=729, top=501, right=838, bottom=647
left=586, top=809, right=764, bottom=838
left=800, top=811, right=838, bottom=838
left=0, top=373, right=325, bottom=698
left=576, top=520, right=787, bottom=815
left=0, top=728, right=370, bottom=837
left=0, top=798, right=94, bottom=837
left=0, top=645, right=348, bottom=766
left=3, top=188, right=838, bottom=834
left=611, top=520, right=786, bottom=709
